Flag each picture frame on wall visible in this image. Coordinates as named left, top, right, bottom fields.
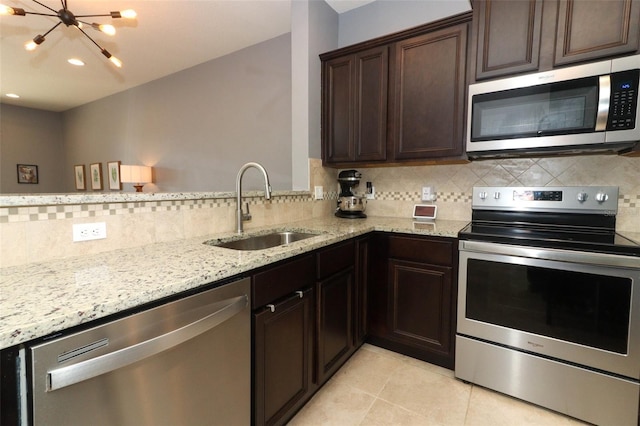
left=74, top=165, right=86, bottom=190
left=90, top=163, right=103, bottom=190
left=17, top=164, right=38, bottom=184
left=107, top=161, right=122, bottom=190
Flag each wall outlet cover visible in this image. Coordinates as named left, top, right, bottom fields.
left=314, top=186, right=324, bottom=200
left=73, top=222, right=107, bottom=242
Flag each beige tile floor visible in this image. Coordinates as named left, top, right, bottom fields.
left=289, top=344, right=588, bottom=426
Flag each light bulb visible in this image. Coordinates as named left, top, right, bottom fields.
left=109, top=56, right=122, bottom=68
left=120, top=9, right=136, bottom=19
left=93, top=23, right=115, bottom=35
left=25, top=40, right=38, bottom=51
left=110, top=9, right=136, bottom=19
left=0, top=4, right=24, bottom=15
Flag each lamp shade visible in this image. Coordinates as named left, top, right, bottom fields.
left=120, top=165, right=152, bottom=184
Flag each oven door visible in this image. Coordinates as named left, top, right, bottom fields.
left=457, top=240, right=640, bottom=380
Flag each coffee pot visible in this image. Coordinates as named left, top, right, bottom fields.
left=335, top=169, right=366, bottom=218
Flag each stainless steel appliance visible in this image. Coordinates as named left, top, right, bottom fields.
left=456, top=186, right=640, bottom=426
left=336, top=169, right=366, bottom=218
left=466, top=55, right=640, bottom=159
left=21, top=277, right=251, bottom=425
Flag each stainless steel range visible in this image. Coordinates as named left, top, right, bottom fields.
left=456, top=186, right=640, bottom=426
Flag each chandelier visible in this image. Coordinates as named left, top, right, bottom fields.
left=0, top=0, right=136, bottom=67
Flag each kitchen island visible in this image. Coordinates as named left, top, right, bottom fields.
left=0, top=216, right=468, bottom=350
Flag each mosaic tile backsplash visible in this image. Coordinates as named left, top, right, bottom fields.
left=1, top=156, right=638, bottom=267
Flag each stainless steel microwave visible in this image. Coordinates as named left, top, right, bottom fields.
left=466, top=55, right=640, bottom=159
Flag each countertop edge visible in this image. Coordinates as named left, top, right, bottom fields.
left=0, top=217, right=468, bottom=349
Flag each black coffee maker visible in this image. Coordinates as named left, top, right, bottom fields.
left=336, top=170, right=367, bottom=218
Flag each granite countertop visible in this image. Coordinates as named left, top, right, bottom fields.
left=0, top=216, right=468, bottom=350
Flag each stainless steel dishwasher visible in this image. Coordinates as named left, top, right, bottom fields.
left=23, top=277, right=250, bottom=425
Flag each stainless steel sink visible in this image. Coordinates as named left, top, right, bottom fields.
left=206, top=231, right=320, bottom=251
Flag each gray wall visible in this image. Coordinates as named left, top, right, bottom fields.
left=308, top=0, right=339, bottom=159
left=61, top=33, right=292, bottom=193
left=338, top=0, right=471, bottom=47
left=0, top=104, right=65, bottom=193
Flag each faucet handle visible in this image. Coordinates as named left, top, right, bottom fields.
left=242, top=202, right=251, bottom=221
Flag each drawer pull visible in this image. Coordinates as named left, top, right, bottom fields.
left=267, top=304, right=276, bottom=313
left=296, top=291, right=304, bottom=299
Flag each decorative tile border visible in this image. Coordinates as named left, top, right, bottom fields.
left=0, top=193, right=315, bottom=224
left=1, top=191, right=636, bottom=223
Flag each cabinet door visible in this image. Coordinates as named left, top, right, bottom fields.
left=387, top=259, right=454, bottom=364
left=390, top=23, right=467, bottom=160
left=553, top=0, right=640, bottom=67
left=322, top=47, right=388, bottom=165
left=354, top=237, right=370, bottom=346
left=354, top=46, right=388, bottom=162
left=474, top=0, right=543, bottom=80
left=323, top=55, right=355, bottom=163
left=317, top=268, right=354, bottom=385
left=254, top=289, right=314, bottom=426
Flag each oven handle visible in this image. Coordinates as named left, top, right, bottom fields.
left=459, top=240, right=639, bottom=269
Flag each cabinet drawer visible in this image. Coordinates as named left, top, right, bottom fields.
left=388, top=235, right=453, bottom=266
left=317, top=240, right=355, bottom=279
left=252, top=255, right=315, bottom=309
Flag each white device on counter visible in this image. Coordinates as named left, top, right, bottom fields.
left=412, top=204, right=437, bottom=221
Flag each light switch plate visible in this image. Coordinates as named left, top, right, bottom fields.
left=314, top=186, right=324, bottom=200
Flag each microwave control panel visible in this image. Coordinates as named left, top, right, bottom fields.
left=607, top=69, right=638, bottom=130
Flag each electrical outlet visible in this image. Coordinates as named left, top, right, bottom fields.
left=314, top=186, right=324, bottom=200
left=73, top=222, right=107, bottom=242
left=422, top=186, right=436, bottom=202
left=365, top=186, right=375, bottom=199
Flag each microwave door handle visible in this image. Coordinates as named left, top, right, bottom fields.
left=595, top=75, right=611, bottom=131
left=46, top=294, right=248, bottom=392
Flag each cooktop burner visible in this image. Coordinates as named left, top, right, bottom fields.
left=460, top=186, right=640, bottom=257
left=459, top=222, right=640, bottom=256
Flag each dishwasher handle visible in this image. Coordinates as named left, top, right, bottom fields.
left=47, top=294, right=248, bottom=392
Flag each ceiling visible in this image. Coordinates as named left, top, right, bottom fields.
left=0, top=0, right=373, bottom=112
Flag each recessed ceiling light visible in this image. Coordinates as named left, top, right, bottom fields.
left=6, top=93, right=20, bottom=99
left=68, top=58, right=85, bottom=66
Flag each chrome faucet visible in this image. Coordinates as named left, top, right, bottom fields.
left=236, top=162, right=272, bottom=233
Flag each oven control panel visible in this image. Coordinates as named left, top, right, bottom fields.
left=473, top=186, right=619, bottom=213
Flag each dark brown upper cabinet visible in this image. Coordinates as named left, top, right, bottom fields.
left=321, top=12, right=472, bottom=167
left=471, top=0, right=640, bottom=81
left=552, top=0, right=640, bottom=67
left=322, top=46, right=388, bottom=164
left=473, top=0, right=543, bottom=80
left=389, top=23, right=468, bottom=160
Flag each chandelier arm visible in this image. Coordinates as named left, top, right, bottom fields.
left=73, top=14, right=113, bottom=18
left=75, top=24, right=104, bottom=50
left=41, top=21, right=62, bottom=37
left=31, top=0, right=57, bottom=13
left=23, top=11, right=58, bottom=17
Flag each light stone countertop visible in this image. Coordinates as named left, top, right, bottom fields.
left=0, top=216, right=468, bottom=350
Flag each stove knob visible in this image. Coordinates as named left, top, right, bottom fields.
left=494, top=192, right=501, bottom=200
left=595, top=192, right=609, bottom=203
left=576, top=192, right=588, bottom=202
left=478, top=191, right=487, bottom=200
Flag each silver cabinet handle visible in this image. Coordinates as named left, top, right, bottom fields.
left=47, top=294, right=248, bottom=392
left=296, top=291, right=304, bottom=298
left=267, top=304, right=275, bottom=313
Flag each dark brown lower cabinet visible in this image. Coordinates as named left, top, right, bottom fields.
left=253, top=288, right=314, bottom=426
left=316, top=267, right=354, bottom=385
left=368, top=233, right=458, bottom=369
left=387, top=259, right=453, bottom=361
left=316, top=240, right=358, bottom=386
left=354, top=236, right=370, bottom=346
